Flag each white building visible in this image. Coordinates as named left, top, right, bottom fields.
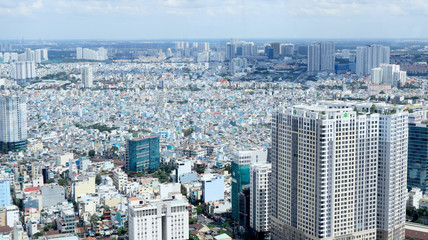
left=76, top=47, right=108, bottom=60
left=12, top=61, right=36, bottom=84
left=281, top=44, right=294, bottom=56
left=375, top=103, right=408, bottom=239
left=271, top=102, right=408, bottom=240
left=159, top=183, right=181, bottom=200
left=112, top=168, right=128, bottom=193
left=229, top=58, right=247, bottom=74
left=408, top=188, right=423, bottom=209
left=250, top=163, right=271, bottom=234
left=175, top=160, right=192, bottom=183
left=371, top=67, right=383, bottom=83
left=81, top=66, right=93, bottom=88
left=201, top=174, right=224, bottom=203
left=356, top=45, right=390, bottom=75
left=371, top=64, right=407, bottom=87
left=307, top=42, right=335, bottom=74
left=6, top=205, right=19, bottom=228
left=0, top=95, right=27, bottom=151
left=128, top=196, right=189, bottom=240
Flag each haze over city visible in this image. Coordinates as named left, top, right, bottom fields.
left=1, top=0, right=428, bottom=39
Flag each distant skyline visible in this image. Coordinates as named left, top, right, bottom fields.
left=1, top=0, right=428, bottom=40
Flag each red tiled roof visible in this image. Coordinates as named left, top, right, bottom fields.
left=406, top=229, right=428, bottom=239
left=24, top=186, right=41, bottom=192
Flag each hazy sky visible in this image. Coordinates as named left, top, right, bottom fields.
left=1, top=0, right=428, bottom=40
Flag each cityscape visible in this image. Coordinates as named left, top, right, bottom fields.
left=0, top=1, right=428, bottom=240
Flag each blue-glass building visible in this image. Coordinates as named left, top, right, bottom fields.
left=0, top=179, right=11, bottom=207
left=125, top=135, right=160, bottom=173
left=408, top=122, right=428, bottom=191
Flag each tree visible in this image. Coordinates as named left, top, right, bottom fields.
left=88, top=150, right=96, bottom=157
left=196, top=167, right=205, bottom=174
left=90, top=214, right=100, bottom=225
left=223, top=164, right=232, bottom=173
left=196, top=205, right=203, bottom=214
left=370, top=104, right=376, bottom=114
left=117, top=226, right=127, bottom=235
left=32, top=232, right=43, bottom=239
left=58, top=178, right=69, bottom=186
left=95, top=174, right=102, bottom=185
left=189, top=233, right=199, bottom=240
left=189, top=218, right=198, bottom=224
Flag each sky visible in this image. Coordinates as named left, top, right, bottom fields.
left=1, top=0, right=428, bottom=40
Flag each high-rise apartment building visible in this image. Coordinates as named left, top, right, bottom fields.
left=81, top=66, right=93, bottom=88
left=250, top=163, right=271, bottom=236
left=229, top=58, right=247, bottom=74
left=356, top=45, right=390, bottom=75
left=376, top=104, right=408, bottom=240
left=270, top=42, right=281, bottom=59
left=307, top=42, right=335, bottom=74
left=0, top=95, right=27, bottom=152
left=76, top=47, right=108, bottom=60
left=231, top=149, right=267, bottom=222
left=281, top=44, right=294, bottom=56
left=125, top=135, right=160, bottom=173
left=271, top=102, right=408, bottom=240
left=12, top=61, right=36, bottom=84
left=128, top=195, right=189, bottom=240
left=226, top=43, right=236, bottom=60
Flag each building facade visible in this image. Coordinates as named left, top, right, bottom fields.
left=250, top=163, right=271, bottom=235
left=231, top=149, right=268, bottom=222
left=201, top=174, right=224, bottom=203
left=125, top=135, right=160, bottom=173
left=0, top=95, right=27, bottom=152
left=128, top=197, right=189, bottom=240
left=271, top=102, right=407, bottom=240
left=307, top=42, right=335, bottom=74
left=81, top=66, right=93, bottom=88
left=12, top=61, right=36, bottom=84
left=356, top=45, right=390, bottom=75
left=112, top=168, right=128, bottom=193
left=0, top=179, right=11, bottom=207
left=408, top=122, right=428, bottom=191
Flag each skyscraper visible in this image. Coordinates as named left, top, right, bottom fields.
left=231, top=149, right=267, bottom=223
left=281, top=44, right=294, bottom=56
left=226, top=43, right=236, bottom=60
left=271, top=102, right=407, bottom=240
left=356, top=45, right=390, bottom=75
left=125, top=135, right=160, bottom=173
left=270, top=42, right=280, bottom=59
left=81, top=66, right=93, bottom=88
left=12, top=61, right=36, bottom=85
left=307, top=42, right=335, bottom=74
left=250, top=163, right=271, bottom=237
left=407, top=117, right=428, bottom=191
left=376, top=104, right=408, bottom=240
left=0, top=95, right=27, bottom=152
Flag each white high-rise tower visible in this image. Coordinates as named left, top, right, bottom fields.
left=81, top=66, right=93, bottom=88
left=270, top=102, right=408, bottom=240
left=0, top=95, right=27, bottom=152
left=307, top=42, right=335, bottom=74
left=356, top=45, right=390, bottom=75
